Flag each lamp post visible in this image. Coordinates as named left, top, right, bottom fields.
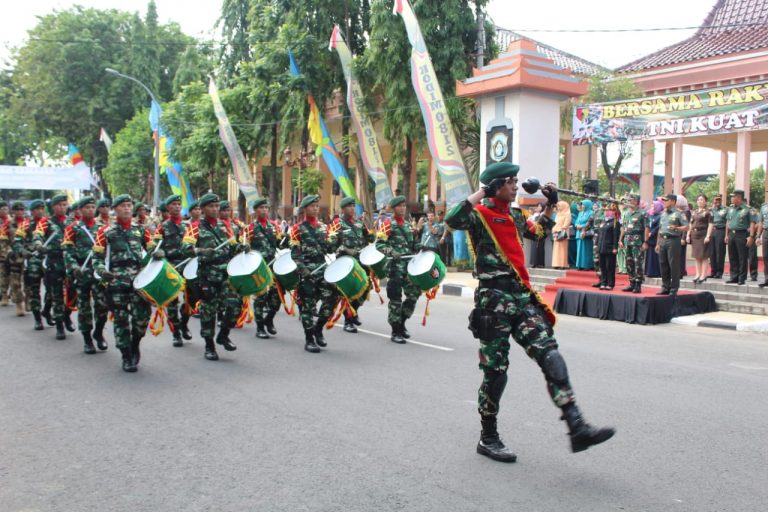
left=105, top=67, right=161, bottom=212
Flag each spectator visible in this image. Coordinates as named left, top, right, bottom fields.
left=551, top=201, right=571, bottom=269
left=568, top=202, right=579, bottom=268
left=437, top=211, right=453, bottom=266
left=418, top=211, right=443, bottom=252
left=574, top=199, right=595, bottom=270
left=687, top=194, right=714, bottom=283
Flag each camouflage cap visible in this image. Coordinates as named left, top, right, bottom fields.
left=29, top=199, right=45, bottom=210
left=340, top=197, right=356, bottom=208
left=198, top=193, right=219, bottom=208
left=12, top=201, right=25, bottom=211
left=479, top=162, right=519, bottom=184
left=158, top=202, right=168, bottom=213
left=112, top=194, right=133, bottom=209
left=96, top=198, right=111, bottom=209
left=299, top=194, right=320, bottom=211
left=250, top=197, right=268, bottom=209
left=189, top=199, right=200, bottom=210
left=50, top=194, right=68, bottom=206
left=164, top=194, right=182, bottom=206
left=78, top=196, right=96, bottom=208
left=133, top=202, right=148, bottom=216
left=219, top=200, right=231, bottom=211
left=389, top=195, right=406, bottom=208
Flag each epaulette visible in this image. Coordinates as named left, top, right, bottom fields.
left=289, top=224, right=301, bottom=247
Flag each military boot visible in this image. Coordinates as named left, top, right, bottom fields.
left=633, top=282, right=642, bottom=294
left=63, top=311, right=76, bottom=332
left=42, top=304, right=54, bottom=326
left=343, top=317, right=357, bottom=333
left=351, top=315, right=362, bottom=326
left=93, top=318, right=108, bottom=350
left=33, top=311, right=44, bottom=331
left=82, top=331, right=96, bottom=354
left=130, top=335, right=142, bottom=367
left=16, top=301, right=25, bottom=317
left=216, top=327, right=237, bottom=351
left=621, top=284, right=634, bottom=292
left=476, top=415, right=517, bottom=463
left=204, top=338, right=219, bottom=360
left=401, top=323, right=411, bottom=339
left=55, top=320, right=66, bottom=340
left=179, top=315, right=193, bottom=340
left=0, top=295, right=8, bottom=307
left=561, top=403, right=616, bottom=453
left=314, top=318, right=328, bottom=347
left=264, top=311, right=278, bottom=335
left=390, top=323, right=406, bottom=344
left=120, top=347, right=137, bottom=372
left=172, top=328, right=183, bottom=347
left=304, top=329, right=320, bottom=353
left=255, top=321, right=269, bottom=339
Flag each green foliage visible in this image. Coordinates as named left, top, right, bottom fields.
left=685, top=165, right=765, bottom=206
left=102, top=108, right=154, bottom=200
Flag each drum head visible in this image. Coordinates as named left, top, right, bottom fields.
left=360, top=244, right=385, bottom=266
left=133, top=260, right=164, bottom=289
left=183, top=257, right=199, bottom=280
left=407, top=251, right=436, bottom=276
left=227, top=251, right=264, bottom=277
left=323, top=256, right=356, bottom=284
left=273, top=253, right=297, bottom=275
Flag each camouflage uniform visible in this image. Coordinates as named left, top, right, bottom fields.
left=245, top=218, right=283, bottom=329
left=329, top=214, right=374, bottom=324
left=378, top=217, right=422, bottom=331
left=1, top=215, right=25, bottom=310
left=621, top=207, right=649, bottom=287
left=14, top=216, right=45, bottom=319
left=63, top=218, right=108, bottom=338
left=34, top=215, right=71, bottom=325
left=658, top=206, right=688, bottom=293
left=7, top=212, right=27, bottom=313
left=155, top=215, right=187, bottom=341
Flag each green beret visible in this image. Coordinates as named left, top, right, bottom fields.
left=112, top=194, right=133, bottom=209
left=0, top=200, right=7, bottom=208
left=389, top=195, right=406, bottom=208
left=158, top=202, right=168, bottom=213
left=340, top=197, right=356, bottom=209
left=479, top=162, right=520, bottom=185
left=219, top=200, right=231, bottom=211
left=199, top=193, right=219, bottom=208
left=96, top=198, right=111, bottom=209
left=50, top=194, right=68, bottom=206
left=12, top=201, right=25, bottom=211
left=164, top=194, right=181, bottom=206
left=299, top=194, right=320, bottom=211
left=78, top=197, right=96, bottom=208
left=250, top=197, right=268, bottom=209
left=189, top=199, right=200, bottom=210
left=133, top=203, right=148, bottom=216
left=29, top=199, right=45, bottom=210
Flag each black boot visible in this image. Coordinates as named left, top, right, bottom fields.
left=264, top=311, right=278, bottom=335
left=401, top=323, right=411, bottom=339
left=172, top=328, right=183, bottom=347
left=55, top=320, right=66, bottom=340
left=93, top=318, right=107, bottom=350
left=476, top=415, right=517, bottom=463
left=204, top=337, right=219, bottom=360
left=216, top=327, right=237, bottom=351
left=42, top=304, right=54, bottom=326
left=255, top=321, right=270, bottom=339
left=120, top=347, right=137, bottom=372
left=130, top=336, right=141, bottom=367
left=633, top=282, right=642, bottom=294
left=180, top=315, right=193, bottom=340
left=390, top=323, right=406, bottom=344
left=82, top=331, right=96, bottom=354
left=561, top=403, right=616, bottom=453
left=314, top=318, right=328, bottom=347
left=304, top=328, right=321, bottom=353
left=343, top=318, right=358, bottom=333
left=64, top=311, right=76, bottom=332
left=33, top=311, right=44, bottom=331
left=351, top=315, right=362, bottom=326
left=621, top=284, right=634, bottom=292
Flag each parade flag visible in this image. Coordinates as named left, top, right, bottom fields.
left=288, top=49, right=361, bottom=212
left=208, top=77, right=260, bottom=205
left=68, top=144, right=84, bottom=166
left=393, top=0, right=472, bottom=207
left=149, top=100, right=194, bottom=214
left=99, top=128, right=113, bottom=153
left=329, top=25, right=394, bottom=210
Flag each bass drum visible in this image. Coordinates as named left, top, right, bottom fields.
left=227, top=251, right=273, bottom=297
left=324, top=255, right=368, bottom=301
left=406, top=251, right=446, bottom=291
left=133, top=259, right=184, bottom=307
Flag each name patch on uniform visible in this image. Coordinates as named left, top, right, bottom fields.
left=492, top=218, right=506, bottom=224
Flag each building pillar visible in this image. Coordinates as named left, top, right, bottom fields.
left=673, top=138, right=683, bottom=195
left=640, top=140, right=655, bottom=205
left=720, top=150, right=729, bottom=201
left=281, top=163, right=293, bottom=220
left=735, top=130, right=751, bottom=200
left=664, top=142, right=673, bottom=194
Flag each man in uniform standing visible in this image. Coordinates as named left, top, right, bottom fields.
left=154, top=194, right=191, bottom=346
left=619, top=194, right=650, bottom=294
left=181, top=193, right=239, bottom=361
left=63, top=197, right=108, bottom=354
left=445, top=162, right=614, bottom=462
left=330, top=197, right=373, bottom=333
left=244, top=198, right=282, bottom=339
left=655, top=193, right=688, bottom=295
left=96, top=198, right=112, bottom=227
left=708, top=195, right=727, bottom=278
left=378, top=196, right=422, bottom=344
left=6, top=202, right=28, bottom=316
left=725, top=190, right=754, bottom=285
left=92, top=195, right=157, bottom=372
left=290, top=195, right=339, bottom=353
left=14, top=200, right=47, bottom=330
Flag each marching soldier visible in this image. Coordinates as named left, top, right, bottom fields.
left=445, top=161, right=614, bottom=462
left=619, top=194, right=650, bottom=293
left=134, top=203, right=150, bottom=227
left=7, top=202, right=28, bottom=316
left=244, top=198, right=282, bottom=339
left=725, top=190, right=754, bottom=285
left=330, top=197, right=374, bottom=333
left=0, top=200, right=12, bottom=308
left=708, top=195, right=727, bottom=278
left=92, top=195, right=157, bottom=372
left=290, top=194, right=339, bottom=353
left=13, top=200, right=47, bottom=330
left=188, top=199, right=201, bottom=225
left=181, top=193, right=239, bottom=361
left=155, top=194, right=192, bottom=346
left=63, top=197, right=109, bottom=354
left=96, top=198, right=112, bottom=227
left=655, top=193, right=689, bottom=295
left=33, top=195, right=73, bottom=339
left=377, top=195, right=422, bottom=344
left=219, top=200, right=244, bottom=240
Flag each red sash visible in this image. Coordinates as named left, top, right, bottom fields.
left=475, top=204, right=531, bottom=287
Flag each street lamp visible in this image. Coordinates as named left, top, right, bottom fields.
left=105, top=67, right=161, bottom=213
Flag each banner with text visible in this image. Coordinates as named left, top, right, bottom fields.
left=573, top=80, right=768, bottom=145
left=0, top=163, right=92, bottom=190
left=394, top=0, right=472, bottom=207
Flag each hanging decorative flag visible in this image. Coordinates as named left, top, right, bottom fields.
left=329, top=25, right=394, bottom=210
left=288, top=49, right=361, bottom=212
left=99, top=128, right=113, bottom=153
left=393, top=0, right=472, bottom=208
left=208, top=77, right=261, bottom=205
left=149, top=101, right=194, bottom=214
left=68, top=143, right=84, bottom=166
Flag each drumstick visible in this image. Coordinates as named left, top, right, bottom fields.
left=310, top=262, right=330, bottom=275
left=173, top=257, right=192, bottom=269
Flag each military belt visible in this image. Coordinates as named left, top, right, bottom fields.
left=111, top=260, right=140, bottom=269
left=660, top=234, right=680, bottom=239
left=714, top=226, right=725, bottom=230
left=730, top=229, right=748, bottom=234
left=479, top=276, right=525, bottom=293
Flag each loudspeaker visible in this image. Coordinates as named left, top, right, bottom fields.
left=332, top=180, right=340, bottom=195
left=583, top=180, right=599, bottom=195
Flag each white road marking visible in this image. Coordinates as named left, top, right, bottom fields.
left=729, top=362, right=768, bottom=370
left=334, top=324, right=454, bottom=352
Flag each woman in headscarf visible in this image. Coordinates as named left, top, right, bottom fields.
left=574, top=199, right=595, bottom=270
left=645, top=199, right=664, bottom=277
left=551, top=201, right=571, bottom=269
left=568, top=202, right=579, bottom=268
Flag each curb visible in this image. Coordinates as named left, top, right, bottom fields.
left=670, top=314, right=768, bottom=332
left=441, top=283, right=474, bottom=298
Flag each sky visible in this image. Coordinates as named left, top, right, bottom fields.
left=1, top=0, right=764, bottom=175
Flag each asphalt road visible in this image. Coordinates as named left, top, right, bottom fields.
left=1, top=294, right=767, bottom=512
